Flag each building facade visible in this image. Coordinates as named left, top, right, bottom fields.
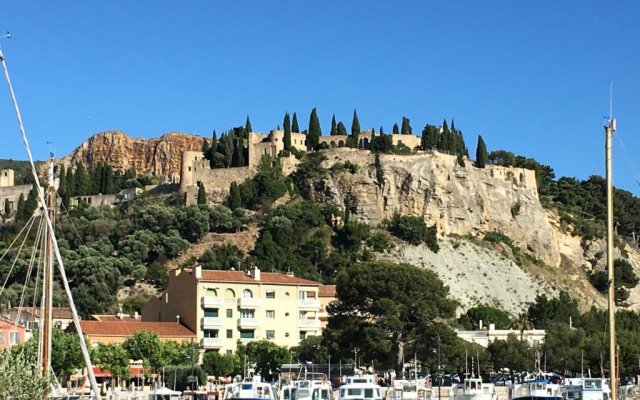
left=0, top=318, right=26, bottom=349
left=67, top=320, right=196, bottom=346
left=142, top=266, right=328, bottom=354
left=455, top=323, right=546, bottom=348
left=0, top=169, right=32, bottom=221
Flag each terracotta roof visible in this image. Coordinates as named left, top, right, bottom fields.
left=0, top=318, right=24, bottom=329
left=319, top=285, right=336, bottom=297
left=13, top=307, right=74, bottom=319
left=78, top=321, right=195, bottom=337
left=91, top=314, right=141, bottom=322
left=200, top=269, right=320, bottom=286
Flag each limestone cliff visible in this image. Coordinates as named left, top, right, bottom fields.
left=57, top=130, right=205, bottom=180
left=310, top=148, right=560, bottom=266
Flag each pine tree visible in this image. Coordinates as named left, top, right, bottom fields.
left=245, top=116, right=253, bottom=134
left=330, top=114, right=337, bottom=136
left=228, top=182, right=242, bottom=210
left=401, top=117, right=412, bottom=135
left=292, top=112, right=300, bottom=133
left=283, top=112, right=292, bottom=151
left=197, top=184, right=207, bottom=205
left=308, top=108, right=321, bottom=149
left=337, top=122, right=347, bottom=136
left=475, top=135, right=487, bottom=168
left=392, top=124, right=399, bottom=135
left=350, top=110, right=360, bottom=148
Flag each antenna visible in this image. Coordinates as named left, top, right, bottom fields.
left=609, top=82, right=613, bottom=121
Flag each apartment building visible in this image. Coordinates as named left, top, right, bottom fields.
left=142, top=266, right=330, bottom=354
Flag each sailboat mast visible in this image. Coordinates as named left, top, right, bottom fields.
left=605, top=116, right=617, bottom=400
left=41, top=158, right=55, bottom=397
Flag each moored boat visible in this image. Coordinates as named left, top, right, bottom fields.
left=386, top=379, right=434, bottom=400
left=452, top=377, right=497, bottom=400
left=562, top=378, right=611, bottom=400
left=508, top=378, right=562, bottom=400
left=338, top=375, right=383, bottom=400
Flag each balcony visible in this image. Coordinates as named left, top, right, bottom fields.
left=238, top=317, right=260, bottom=329
left=298, top=299, right=320, bottom=309
left=238, top=297, right=260, bottom=308
left=201, top=317, right=223, bottom=329
left=298, top=319, right=321, bottom=329
left=201, top=337, right=223, bottom=349
left=201, top=296, right=224, bottom=308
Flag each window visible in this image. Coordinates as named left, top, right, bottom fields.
left=299, top=291, right=305, bottom=300
left=224, top=288, right=236, bottom=298
left=266, top=310, right=275, bottom=319
left=299, top=331, right=306, bottom=340
left=266, top=330, right=275, bottom=339
left=204, top=308, right=218, bottom=317
left=203, top=330, right=218, bottom=338
left=299, top=311, right=307, bottom=320
left=240, top=330, right=255, bottom=339
left=240, top=309, right=255, bottom=319
left=205, top=288, right=217, bottom=297
left=226, top=309, right=233, bottom=318
left=226, top=329, right=233, bottom=339
left=242, top=289, right=253, bottom=298
left=226, top=350, right=233, bottom=355
left=265, top=290, right=275, bottom=299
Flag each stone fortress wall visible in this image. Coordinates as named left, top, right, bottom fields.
left=179, top=130, right=306, bottom=205
left=0, top=169, right=33, bottom=219
left=179, top=129, right=536, bottom=206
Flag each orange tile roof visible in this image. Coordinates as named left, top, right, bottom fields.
left=14, top=307, right=74, bottom=319
left=0, top=318, right=24, bottom=329
left=200, top=269, right=320, bottom=286
left=91, top=315, right=141, bottom=322
left=78, top=321, right=195, bottom=337
left=319, top=285, right=336, bottom=297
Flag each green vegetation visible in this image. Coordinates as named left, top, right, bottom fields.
left=384, top=212, right=439, bottom=252
left=458, top=305, right=512, bottom=330
left=475, top=135, right=487, bottom=168
left=589, top=259, right=639, bottom=305
left=308, top=108, right=322, bottom=150
left=0, top=349, right=50, bottom=398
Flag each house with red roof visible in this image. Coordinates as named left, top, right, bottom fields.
left=142, top=266, right=336, bottom=354
left=0, top=317, right=26, bottom=349
left=66, top=320, right=195, bottom=345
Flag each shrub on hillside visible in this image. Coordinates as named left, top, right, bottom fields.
left=384, top=212, right=438, bottom=252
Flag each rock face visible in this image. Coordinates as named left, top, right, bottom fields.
left=311, top=149, right=561, bottom=267
left=58, top=130, right=205, bottom=180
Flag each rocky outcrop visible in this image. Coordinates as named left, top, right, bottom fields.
left=310, top=148, right=560, bottom=267
left=56, top=130, right=205, bottom=180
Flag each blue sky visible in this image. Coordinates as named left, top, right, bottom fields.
left=1, top=1, right=639, bottom=193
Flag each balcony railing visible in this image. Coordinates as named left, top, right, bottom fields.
left=201, top=296, right=224, bottom=308
left=298, top=299, right=321, bottom=309
left=201, top=317, right=223, bottom=329
left=298, top=319, right=321, bottom=328
left=201, top=337, right=223, bottom=349
left=238, top=317, right=260, bottom=328
left=238, top=297, right=260, bottom=308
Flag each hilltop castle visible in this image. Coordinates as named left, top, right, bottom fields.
left=178, top=130, right=424, bottom=205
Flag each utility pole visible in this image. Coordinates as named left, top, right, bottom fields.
left=606, top=115, right=617, bottom=400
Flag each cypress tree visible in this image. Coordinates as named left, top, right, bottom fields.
left=392, top=124, right=399, bottom=135
left=202, top=139, right=210, bottom=154
left=451, top=119, right=456, bottom=132
left=351, top=110, right=360, bottom=147
left=197, top=184, right=207, bottom=205
left=211, top=130, right=218, bottom=151
left=475, top=135, right=487, bottom=168
left=74, top=163, right=91, bottom=196
left=283, top=112, right=292, bottom=151
left=401, top=117, right=412, bottom=135
left=292, top=112, right=300, bottom=133
left=228, top=182, right=242, bottom=210
left=337, top=122, right=347, bottom=136
left=104, top=165, right=115, bottom=194
left=371, top=127, right=376, bottom=137
left=24, top=186, right=38, bottom=217
left=330, top=114, right=337, bottom=136
left=232, top=138, right=241, bottom=167
left=308, top=108, right=321, bottom=149
left=4, top=198, right=10, bottom=216
left=58, top=166, right=67, bottom=197
left=421, top=125, right=429, bottom=150
left=245, top=116, right=253, bottom=134
left=379, top=126, right=385, bottom=135
left=16, top=194, right=26, bottom=221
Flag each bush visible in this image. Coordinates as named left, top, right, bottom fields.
left=385, top=212, right=438, bottom=252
